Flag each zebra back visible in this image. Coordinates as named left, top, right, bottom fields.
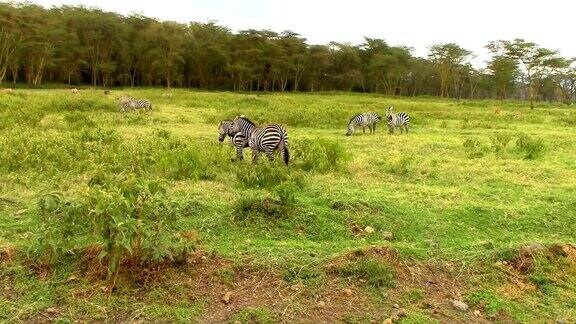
left=386, top=106, right=410, bottom=126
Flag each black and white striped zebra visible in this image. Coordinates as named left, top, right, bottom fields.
left=386, top=106, right=410, bottom=134
left=346, top=112, right=381, bottom=136
left=229, top=116, right=289, bottom=165
left=218, top=120, right=249, bottom=160
left=118, top=95, right=152, bottom=112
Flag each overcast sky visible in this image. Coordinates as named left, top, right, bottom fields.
left=30, top=0, right=575, bottom=67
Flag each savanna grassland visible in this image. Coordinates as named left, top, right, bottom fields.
left=0, top=89, right=575, bottom=323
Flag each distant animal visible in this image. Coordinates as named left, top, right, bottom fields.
left=494, top=107, right=503, bottom=115
left=346, top=112, right=381, bottom=136
left=386, top=106, right=410, bottom=134
left=104, top=90, right=111, bottom=95
left=118, top=95, right=152, bottom=112
left=218, top=120, right=249, bottom=160
left=71, top=88, right=79, bottom=94
left=229, top=115, right=289, bottom=165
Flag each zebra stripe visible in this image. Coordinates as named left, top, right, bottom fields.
left=346, top=112, right=381, bottom=136
left=118, top=95, right=152, bottom=112
left=386, top=106, right=410, bottom=134
left=218, top=120, right=249, bottom=160
left=229, top=116, right=289, bottom=165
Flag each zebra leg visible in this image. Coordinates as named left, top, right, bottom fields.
left=362, top=126, right=366, bottom=134
left=372, top=123, right=376, bottom=134
left=265, top=148, right=274, bottom=162
left=388, top=125, right=394, bottom=134
left=251, top=147, right=260, bottom=163
left=405, top=124, right=409, bottom=134
left=236, top=146, right=243, bottom=160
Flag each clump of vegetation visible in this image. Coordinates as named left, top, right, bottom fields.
left=463, top=137, right=488, bottom=158
left=515, top=133, right=546, bottom=159
left=490, top=132, right=512, bottom=155
left=385, top=155, right=414, bottom=175
left=29, top=173, right=196, bottom=281
left=292, top=138, right=349, bottom=173
left=331, top=259, right=395, bottom=288
left=466, top=289, right=505, bottom=316
left=235, top=163, right=304, bottom=189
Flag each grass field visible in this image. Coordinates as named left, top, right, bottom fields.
left=1, top=89, right=575, bottom=323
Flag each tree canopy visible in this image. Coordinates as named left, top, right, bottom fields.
left=1, top=3, right=574, bottom=103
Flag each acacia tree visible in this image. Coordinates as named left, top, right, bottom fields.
left=488, top=39, right=565, bottom=108
left=486, top=55, right=519, bottom=100
left=428, top=43, right=472, bottom=98
left=0, top=3, right=24, bottom=86
left=143, top=21, right=186, bottom=89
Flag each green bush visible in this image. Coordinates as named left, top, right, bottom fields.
left=292, top=138, right=349, bottom=172
left=516, top=133, right=546, bottom=159
left=490, top=132, right=512, bottom=155
left=463, top=137, right=487, bottom=158
left=29, top=173, right=196, bottom=280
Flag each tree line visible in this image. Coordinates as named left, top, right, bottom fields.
left=1, top=3, right=575, bottom=105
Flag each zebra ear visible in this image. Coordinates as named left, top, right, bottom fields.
left=240, top=114, right=245, bottom=118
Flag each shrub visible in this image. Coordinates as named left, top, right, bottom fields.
left=516, top=133, right=546, bottom=159
left=463, top=137, right=487, bottom=158
left=29, top=173, right=196, bottom=281
left=490, top=132, right=512, bottom=155
left=292, top=138, right=349, bottom=173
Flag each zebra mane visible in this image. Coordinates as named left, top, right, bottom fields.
left=348, top=114, right=361, bottom=125
left=237, top=116, right=256, bottom=126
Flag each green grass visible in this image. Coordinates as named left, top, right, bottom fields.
left=1, top=89, right=575, bottom=322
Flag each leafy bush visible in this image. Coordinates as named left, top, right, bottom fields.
left=292, top=138, right=349, bottom=173
left=516, top=133, right=546, bottom=159
left=463, top=137, right=487, bottom=158
left=490, top=132, right=512, bottom=155
left=29, top=173, right=196, bottom=281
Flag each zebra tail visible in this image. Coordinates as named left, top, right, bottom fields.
left=283, top=145, right=289, bottom=165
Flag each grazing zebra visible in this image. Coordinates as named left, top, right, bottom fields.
left=229, top=116, right=289, bottom=165
left=386, top=106, right=410, bottom=134
left=71, top=88, right=79, bottom=94
left=118, top=95, right=152, bottom=112
left=346, top=112, right=381, bottom=136
left=218, top=120, right=249, bottom=160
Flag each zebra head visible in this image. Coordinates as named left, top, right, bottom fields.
left=218, top=120, right=232, bottom=142
left=346, top=123, right=354, bottom=136
left=230, top=115, right=255, bottom=137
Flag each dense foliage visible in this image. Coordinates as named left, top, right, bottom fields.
left=1, top=3, right=575, bottom=103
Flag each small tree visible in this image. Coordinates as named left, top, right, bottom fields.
left=488, top=39, right=565, bottom=108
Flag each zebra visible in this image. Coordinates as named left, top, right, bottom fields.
left=386, top=106, right=410, bottom=134
left=218, top=120, right=249, bottom=160
left=229, top=115, right=289, bottom=165
left=118, top=95, right=152, bottom=112
left=346, top=112, right=381, bottom=136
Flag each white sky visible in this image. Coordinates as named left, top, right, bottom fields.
left=28, top=0, right=576, bottom=68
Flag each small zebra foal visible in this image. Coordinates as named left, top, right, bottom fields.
left=218, top=120, right=249, bottom=160
left=229, top=116, right=289, bottom=165
left=386, top=106, right=410, bottom=134
left=346, top=112, right=381, bottom=136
